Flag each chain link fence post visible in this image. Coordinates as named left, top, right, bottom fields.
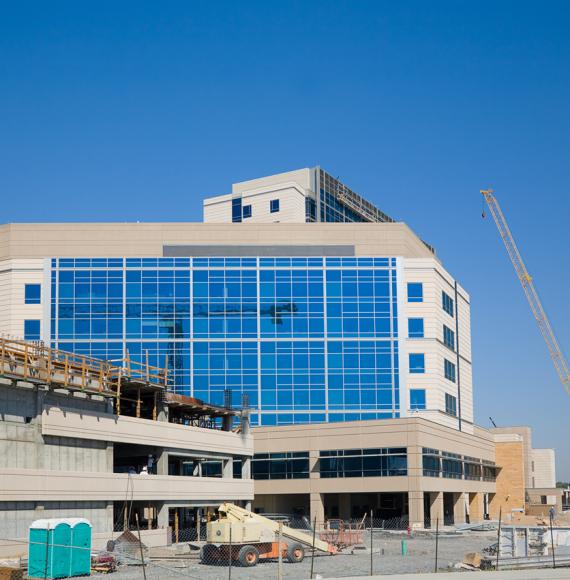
left=278, top=521, right=283, bottom=580
left=370, top=510, right=374, bottom=575
left=228, top=524, right=232, bottom=580
left=310, top=516, right=317, bottom=579
left=434, top=517, right=439, bottom=573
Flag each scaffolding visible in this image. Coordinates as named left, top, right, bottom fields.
left=0, top=338, right=169, bottom=418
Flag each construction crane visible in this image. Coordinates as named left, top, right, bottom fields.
left=481, top=189, right=570, bottom=396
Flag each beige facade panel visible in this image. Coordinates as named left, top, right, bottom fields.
left=0, top=222, right=435, bottom=260
left=0, top=469, right=253, bottom=503
left=42, top=405, right=253, bottom=457
left=254, top=417, right=495, bottom=461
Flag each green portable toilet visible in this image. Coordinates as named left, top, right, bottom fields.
left=29, top=518, right=91, bottom=578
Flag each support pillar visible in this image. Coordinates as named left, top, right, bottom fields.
left=156, top=450, right=169, bottom=475
left=157, top=503, right=169, bottom=528
left=430, top=492, right=444, bottom=526
left=223, top=457, right=233, bottom=478
left=310, top=493, right=325, bottom=527
left=241, top=457, right=251, bottom=479
left=408, top=491, right=424, bottom=529
left=469, top=492, right=484, bottom=523
left=453, top=492, right=467, bottom=525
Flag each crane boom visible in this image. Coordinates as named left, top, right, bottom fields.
left=481, top=189, right=570, bottom=396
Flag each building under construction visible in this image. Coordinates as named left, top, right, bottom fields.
left=0, top=167, right=559, bottom=543
left=0, top=338, right=253, bottom=557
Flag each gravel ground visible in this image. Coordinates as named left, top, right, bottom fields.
left=105, top=530, right=499, bottom=579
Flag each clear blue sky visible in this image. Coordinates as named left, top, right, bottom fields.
left=1, top=1, right=569, bottom=478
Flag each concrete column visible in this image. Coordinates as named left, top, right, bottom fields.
left=469, top=493, right=484, bottom=523
left=430, top=492, right=444, bottom=526
left=157, top=400, right=169, bottom=422
left=309, top=450, right=319, bottom=479
left=244, top=501, right=252, bottom=511
left=408, top=491, right=424, bottom=528
left=241, top=457, right=251, bottom=479
left=223, top=457, right=233, bottom=478
left=157, top=503, right=169, bottom=528
left=453, top=492, right=467, bottom=525
left=156, top=450, right=169, bottom=475
left=310, top=493, right=325, bottom=527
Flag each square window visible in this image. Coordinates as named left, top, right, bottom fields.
left=25, top=284, right=41, bottom=304
left=242, top=204, right=252, bottom=219
left=270, top=199, right=280, bottom=213
left=410, top=389, right=426, bottom=410
left=24, top=319, right=41, bottom=340
left=408, top=318, right=424, bottom=338
left=409, top=353, right=425, bottom=373
left=407, top=283, right=423, bottom=302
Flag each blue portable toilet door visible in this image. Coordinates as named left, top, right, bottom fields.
left=52, top=522, right=72, bottom=578
left=28, top=525, right=50, bottom=578
left=70, top=521, right=92, bottom=576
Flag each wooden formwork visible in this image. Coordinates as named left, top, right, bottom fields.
left=0, top=337, right=168, bottom=418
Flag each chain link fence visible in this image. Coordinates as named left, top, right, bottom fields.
left=2, top=514, right=569, bottom=578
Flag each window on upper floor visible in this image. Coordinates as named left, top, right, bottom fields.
left=409, top=353, right=425, bottom=374
left=445, top=393, right=457, bottom=416
left=444, top=358, right=456, bottom=383
left=410, top=388, right=426, bottom=410
left=443, top=325, right=455, bottom=350
left=407, top=283, right=423, bottom=303
left=24, top=319, right=41, bottom=341
left=231, top=197, right=242, bottom=223
left=25, top=284, right=41, bottom=304
left=442, top=290, right=454, bottom=316
left=242, top=204, right=252, bottom=219
left=408, top=318, right=424, bottom=338
left=270, top=199, right=280, bottom=213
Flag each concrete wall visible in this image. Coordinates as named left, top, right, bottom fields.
left=0, top=383, right=111, bottom=473
left=42, top=405, right=253, bottom=458
left=531, top=449, right=556, bottom=488
left=0, top=500, right=112, bottom=539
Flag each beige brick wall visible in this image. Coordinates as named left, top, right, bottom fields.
left=490, top=440, right=525, bottom=519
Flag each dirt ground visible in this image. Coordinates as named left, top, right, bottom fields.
left=106, top=530, right=499, bottom=579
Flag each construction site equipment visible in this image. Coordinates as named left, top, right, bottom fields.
left=202, top=503, right=337, bottom=567
left=481, top=189, right=570, bottom=396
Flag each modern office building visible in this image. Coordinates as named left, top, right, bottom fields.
left=0, top=167, right=556, bottom=530
left=0, top=211, right=470, bottom=430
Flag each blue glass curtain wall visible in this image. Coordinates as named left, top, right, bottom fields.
left=50, top=256, right=400, bottom=426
